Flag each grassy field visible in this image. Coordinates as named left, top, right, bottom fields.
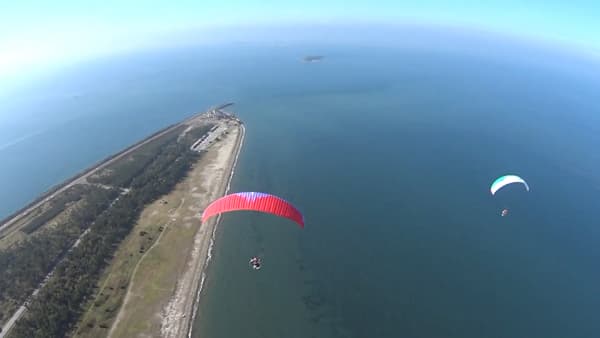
left=73, top=122, right=240, bottom=338
left=0, top=193, right=68, bottom=250
left=0, top=183, right=100, bottom=252
left=74, top=189, right=183, bottom=336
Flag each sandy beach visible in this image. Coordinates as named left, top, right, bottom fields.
left=161, top=123, right=245, bottom=338
left=103, top=120, right=245, bottom=338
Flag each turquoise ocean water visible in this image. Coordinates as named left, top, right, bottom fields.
left=1, top=28, right=600, bottom=338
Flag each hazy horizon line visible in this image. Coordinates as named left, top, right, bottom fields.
left=1, top=21, right=599, bottom=95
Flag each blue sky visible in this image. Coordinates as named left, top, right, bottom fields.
left=1, top=0, right=599, bottom=77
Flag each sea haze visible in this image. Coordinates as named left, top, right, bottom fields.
left=1, top=26, right=600, bottom=338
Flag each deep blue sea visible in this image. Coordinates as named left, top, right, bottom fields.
left=2, top=27, right=600, bottom=338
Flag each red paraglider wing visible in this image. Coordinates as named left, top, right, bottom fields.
left=201, top=192, right=304, bottom=228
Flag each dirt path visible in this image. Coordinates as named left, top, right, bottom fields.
left=163, top=123, right=245, bottom=338
left=105, top=122, right=244, bottom=338
left=106, top=197, right=185, bottom=338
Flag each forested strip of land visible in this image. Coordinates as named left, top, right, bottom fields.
left=9, top=125, right=211, bottom=338
left=0, top=187, right=118, bottom=324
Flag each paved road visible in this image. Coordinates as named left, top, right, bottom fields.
left=0, top=226, right=83, bottom=337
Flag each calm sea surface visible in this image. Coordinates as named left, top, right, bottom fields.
left=2, top=29, right=600, bottom=338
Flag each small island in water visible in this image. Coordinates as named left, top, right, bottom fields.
left=302, top=55, right=324, bottom=63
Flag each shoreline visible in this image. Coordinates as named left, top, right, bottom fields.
left=0, top=107, right=214, bottom=232
left=186, top=123, right=245, bottom=338
left=0, top=113, right=205, bottom=337
left=159, top=123, right=245, bottom=338
left=0, top=105, right=239, bottom=337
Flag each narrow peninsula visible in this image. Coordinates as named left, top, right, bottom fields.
left=0, top=105, right=244, bottom=338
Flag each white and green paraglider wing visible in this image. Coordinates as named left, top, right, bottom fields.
left=490, top=175, right=529, bottom=195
